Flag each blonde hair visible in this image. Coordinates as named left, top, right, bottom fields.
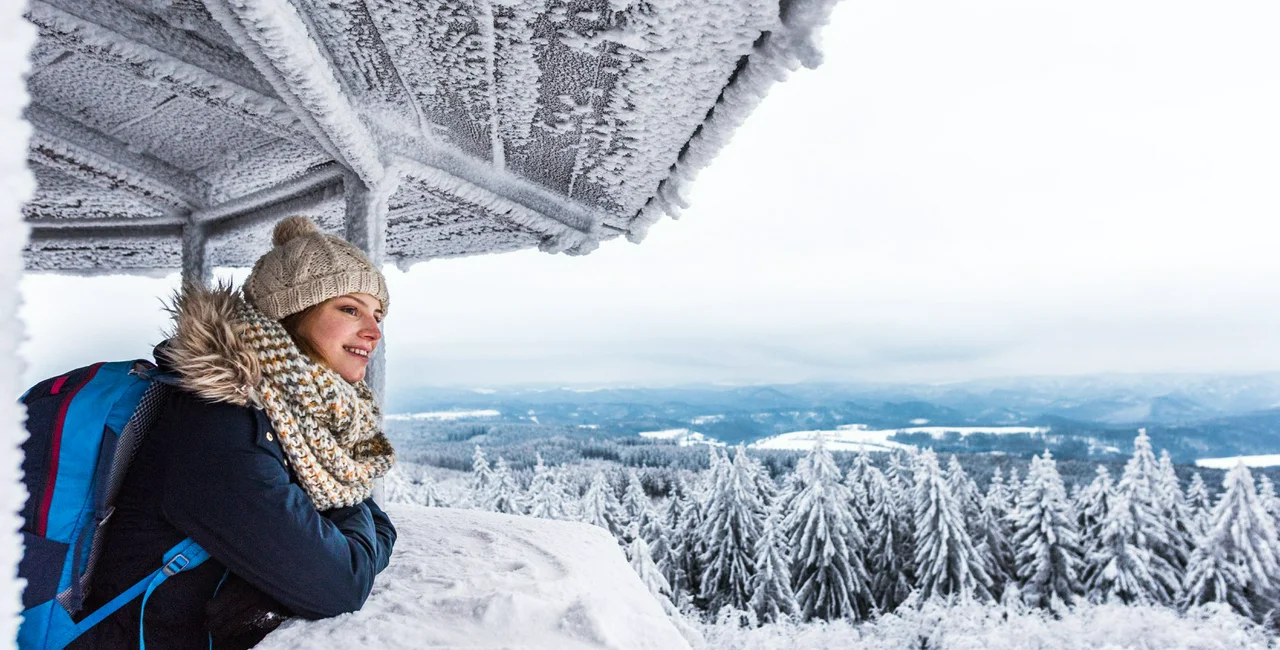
left=279, top=302, right=326, bottom=367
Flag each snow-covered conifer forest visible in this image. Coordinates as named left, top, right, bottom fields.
left=381, top=425, right=1280, bottom=648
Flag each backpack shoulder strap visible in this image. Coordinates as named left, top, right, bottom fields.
left=50, top=538, right=209, bottom=650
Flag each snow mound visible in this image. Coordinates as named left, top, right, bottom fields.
left=256, top=505, right=691, bottom=650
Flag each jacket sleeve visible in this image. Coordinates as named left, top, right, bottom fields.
left=159, top=395, right=391, bottom=619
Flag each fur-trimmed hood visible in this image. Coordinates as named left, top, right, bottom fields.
left=160, top=283, right=262, bottom=406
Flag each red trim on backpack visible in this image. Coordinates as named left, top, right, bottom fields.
left=35, top=363, right=104, bottom=537
left=50, top=375, right=68, bottom=395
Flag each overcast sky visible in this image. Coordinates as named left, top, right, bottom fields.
left=19, top=0, right=1280, bottom=389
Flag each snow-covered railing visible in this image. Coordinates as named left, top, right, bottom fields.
left=255, top=506, right=693, bottom=650
left=3, top=8, right=37, bottom=645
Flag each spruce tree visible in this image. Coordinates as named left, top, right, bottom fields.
left=1157, top=450, right=1194, bottom=576
left=947, top=455, right=1004, bottom=591
left=621, top=469, right=651, bottom=541
left=912, top=449, right=993, bottom=602
left=657, top=491, right=688, bottom=601
left=1257, top=475, right=1280, bottom=525
left=527, top=455, right=569, bottom=520
left=1084, top=487, right=1165, bottom=604
left=1112, top=431, right=1181, bottom=604
left=674, top=476, right=709, bottom=604
left=1185, top=472, right=1212, bottom=539
left=628, top=530, right=675, bottom=607
left=866, top=463, right=914, bottom=612
left=749, top=510, right=798, bottom=623
left=1010, top=451, right=1083, bottom=609
left=581, top=470, right=624, bottom=539
left=698, top=445, right=766, bottom=613
left=1076, top=465, right=1114, bottom=562
left=1182, top=463, right=1280, bottom=622
left=786, top=440, right=872, bottom=621
left=471, top=445, right=493, bottom=495
left=486, top=456, right=523, bottom=514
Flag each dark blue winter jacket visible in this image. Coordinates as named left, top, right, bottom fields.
left=73, top=385, right=397, bottom=649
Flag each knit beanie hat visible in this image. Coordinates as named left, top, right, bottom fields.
left=244, top=216, right=390, bottom=320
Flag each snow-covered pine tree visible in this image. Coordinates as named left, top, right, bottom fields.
left=846, top=450, right=874, bottom=530
left=1182, top=462, right=1280, bottom=622
left=1076, top=465, right=1114, bottom=561
left=1185, top=471, right=1212, bottom=539
left=641, top=501, right=675, bottom=586
left=1010, top=451, right=1082, bottom=609
left=527, top=454, right=569, bottom=520
left=581, top=470, right=624, bottom=539
left=985, top=466, right=1014, bottom=519
left=750, top=456, right=778, bottom=512
left=749, top=510, right=797, bottom=623
left=912, top=448, right=993, bottom=602
left=1256, top=474, right=1280, bottom=525
left=486, top=456, right=523, bottom=514
left=628, top=527, right=675, bottom=607
left=1111, top=431, right=1182, bottom=604
left=946, top=456, right=1004, bottom=590
left=1084, top=485, right=1167, bottom=605
left=866, top=463, right=914, bottom=612
left=621, top=468, right=651, bottom=540
left=697, top=445, right=766, bottom=613
left=1156, top=450, right=1194, bottom=575
left=657, top=489, right=689, bottom=602
left=471, top=445, right=493, bottom=495
left=674, top=475, right=709, bottom=604
left=786, top=439, right=872, bottom=621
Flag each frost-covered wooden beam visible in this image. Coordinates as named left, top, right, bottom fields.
left=26, top=222, right=183, bottom=244
left=26, top=215, right=187, bottom=231
left=380, top=120, right=603, bottom=253
left=26, top=1, right=309, bottom=143
left=204, top=0, right=385, bottom=186
left=193, top=163, right=344, bottom=228
left=625, top=0, right=842, bottom=243
left=202, top=172, right=345, bottom=240
left=26, top=104, right=208, bottom=211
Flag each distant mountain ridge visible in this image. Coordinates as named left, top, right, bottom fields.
left=386, top=374, right=1280, bottom=462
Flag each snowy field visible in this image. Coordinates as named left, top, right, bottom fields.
left=749, top=423, right=1048, bottom=452
left=638, top=428, right=725, bottom=446
left=386, top=409, right=502, bottom=422
left=1196, top=454, right=1280, bottom=469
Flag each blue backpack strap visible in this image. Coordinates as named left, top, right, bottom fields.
left=49, top=538, right=208, bottom=650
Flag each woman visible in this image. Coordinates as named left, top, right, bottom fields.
left=75, top=216, right=398, bottom=648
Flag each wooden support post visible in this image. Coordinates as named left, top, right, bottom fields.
left=344, top=171, right=392, bottom=500
left=181, top=221, right=211, bottom=287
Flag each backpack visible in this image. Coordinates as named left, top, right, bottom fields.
left=17, top=359, right=211, bottom=649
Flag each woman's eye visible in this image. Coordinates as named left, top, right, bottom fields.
left=341, top=306, right=358, bottom=315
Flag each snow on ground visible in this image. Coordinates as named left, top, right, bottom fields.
left=690, top=415, right=725, bottom=425
left=638, top=428, right=724, bottom=447
left=700, top=601, right=1274, bottom=650
left=750, top=424, right=1049, bottom=452
left=1196, top=454, right=1280, bottom=469
left=258, top=505, right=692, bottom=650
left=386, top=409, right=502, bottom=421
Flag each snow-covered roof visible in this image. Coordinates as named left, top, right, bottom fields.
left=21, top=0, right=838, bottom=273
left=256, top=504, right=693, bottom=650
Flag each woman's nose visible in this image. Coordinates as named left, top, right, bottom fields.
left=362, top=317, right=382, bottom=342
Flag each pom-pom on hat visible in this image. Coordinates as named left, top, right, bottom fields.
left=244, top=216, right=389, bottom=320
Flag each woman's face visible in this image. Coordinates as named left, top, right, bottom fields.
left=293, top=293, right=384, bottom=382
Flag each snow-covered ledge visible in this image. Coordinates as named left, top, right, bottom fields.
left=256, top=506, right=693, bottom=650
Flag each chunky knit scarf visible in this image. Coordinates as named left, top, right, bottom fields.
left=237, top=302, right=395, bottom=510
